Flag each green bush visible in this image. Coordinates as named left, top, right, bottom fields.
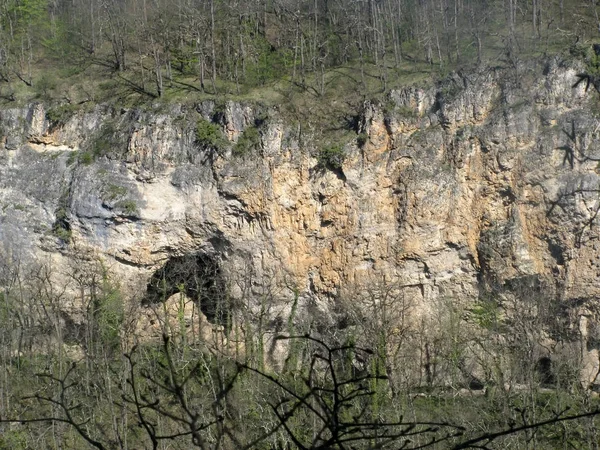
left=46, top=103, right=78, bottom=127
left=66, top=150, right=94, bottom=166
left=91, top=122, right=122, bottom=159
left=115, top=199, right=138, bottom=216
left=317, top=144, right=345, bottom=170
left=95, top=284, right=124, bottom=351
left=66, top=151, right=77, bottom=166
left=67, top=122, right=125, bottom=166
left=244, top=35, right=292, bottom=86
left=357, top=132, right=368, bottom=147
left=34, top=74, right=57, bottom=100
left=196, top=118, right=226, bottom=150
left=78, top=151, right=94, bottom=165
left=587, top=46, right=600, bottom=76
left=0, top=429, right=27, bottom=450
left=171, top=46, right=195, bottom=75
left=53, top=225, right=72, bottom=242
left=233, top=126, right=261, bottom=157
left=468, top=299, right=501, bottom=330
left=105, top=184, right=127, bottom=200
left=52, top=207, right=71, bottom=242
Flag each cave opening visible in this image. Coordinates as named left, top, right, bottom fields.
left=535, top=356, right=555, bottom=387
left=143, top=252, right=229, bottom=327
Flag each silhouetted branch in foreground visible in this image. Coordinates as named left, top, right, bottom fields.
left=242, top=334, right=465, bottom=449
left=452, top=408, right=600, bottom=449
left=1, top=363, right=107, bottom=450
left=2, top=334, right=600, bottom=449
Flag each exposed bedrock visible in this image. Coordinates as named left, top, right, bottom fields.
left=1, top=57, right=600, bottom=380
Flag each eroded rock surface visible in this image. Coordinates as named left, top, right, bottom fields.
left=1, top=57, right=600, bottom=377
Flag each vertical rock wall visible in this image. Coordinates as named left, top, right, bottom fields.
left=1, top=57, right=599, bottom=376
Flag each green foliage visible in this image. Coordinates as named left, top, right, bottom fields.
left=104, top=184, right=127, bottom=201
left=46, top=103, right=78, bottom=127
left=382, top=97, right=419, bottom=118
left=283, top=292, right=301, bottom=373
left=3, top=296, right=600, bottom=450
left=52, top=207, right=71, bottom=242
left=468, top=299, right=501, bottom=330
left=316, top=143, right=345, bottom=170
left=78, top=151, right=94, bottom=165
left=357, top=132, right=368, bottom=147
left=171, top=47, right=195, bottom=76
left=195, top=118, right=226, bottom=150
left=0, top=429, right=27, bottom=450
left=94, top=282, right=124, bottom=351
left=41, top=19, right=78, bottom=61
left=244, top=34, right=292, bottom=87
left=396, top=105, right=419, bottom=117
left=98, top=79, right=120, bottom=94
left=34, top=74, right=57, bottom=100
left=439, top=79, right=463, bottom=102
left=90, top=122, right=123, bottom=159
left=588, top=47, right=600, bottom=76
left=0, top=292, right=11, bottom=325
left=4, top=0, right=48, bottom=33
left=0, top=0, right=595, bottom=113
left=67, top=150, right=94, bottom=166
left=115, top=199, right=137, bottom=215
left=52, top=225, right=72, bottom=242
left=99, top=183, right=137, bottom=216
left=68, top=121, right=126, bottom=166
left=233, top=125, right=260, bottom=156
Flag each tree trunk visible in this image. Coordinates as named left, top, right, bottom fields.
left=210, top=0, right=217, bottom=94
left=454, top=0, right=460, bottom=62
left=153, top=44, right=163, bottom=97
left=532, top=0, right=542, bottom=38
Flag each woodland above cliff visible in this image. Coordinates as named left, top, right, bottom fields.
left=1, top=0, right=600, bottom=107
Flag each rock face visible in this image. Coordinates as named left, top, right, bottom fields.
left=1, top=58, right=600, bottom=377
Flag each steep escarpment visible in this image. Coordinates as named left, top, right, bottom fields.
left=1, top=57, right=599, bottom=376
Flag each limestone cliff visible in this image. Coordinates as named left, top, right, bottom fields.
left=1, top=57, right=599, bottom=378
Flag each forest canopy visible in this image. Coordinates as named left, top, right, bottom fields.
left=0, top=0, right=599, bottom=104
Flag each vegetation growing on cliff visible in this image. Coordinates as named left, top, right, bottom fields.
left=233, top=125, right=261, bottom=157
left=316, top=143, right=345, bottom=170
left=196, top=118, right=227, bottom=150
